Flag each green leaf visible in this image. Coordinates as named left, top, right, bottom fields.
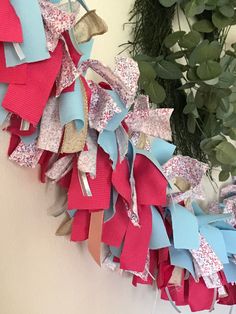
left=179, top=31, right=201, bottom=49
left=225, top=50, right=236, bottom=58
left=217, top=0, right=230, bottom=6
left=164, top=31, right=186, bottom=48
left=229, top=128, right=236, bottom=140
left=206, top=0, right=218, bottom=5
left=183, top=91, right=196, bottom=114
left=189, top=40, right=207, bottom=66
left=218, top=71, right=236, bottom=88
left=197, top=60, right=222, bottom=80
left=195, top=88, right=205, bottom=108
left=219, top=170, right=230, bottom=181
left=178, top=82, right=196, bottom=90
left=166, top=50, right=187, bottom=61
left=189, top=40, right=221, bottom=66
left=187, top=115, right=196, bottom=133
left=143, top=80, right=166, bottom=104
left=216, top=87, right=232, bottom=98
left=138, top=61, right=156, bottom=81
left=212, top=12, right=233, bottom=28
left=204, top=114, right=219, bottom=134
left=219, top=5, right=235, bottom=18
left=231, top=166, right=236, bottom=176
left=204, top=77, right=219, bottom=85
left=223, top=113, right=236, bottom=127
left=193, top=19, right=215, bottom=33
left=232, top=43, right=236, bottom=51
left=200, top=135, right=225, bottom=154
left=159, top=0, right=177, bottom=7
left=155, top=60, right=182, bottom=80
left=199, top=41, right=221, bottom=63
left=134, top=55, right=156, bottom=62
left=216, top=99, right=234, bottom=119
left=184, top=0, right=205, bottom=17
left=187, top=68, right=199, bottom=81
left=215, top=141, right=236, bottom=165
left=205, top=92, right=218, bottom=112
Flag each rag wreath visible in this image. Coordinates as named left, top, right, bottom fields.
left=1, top=0, right=236, bottom=312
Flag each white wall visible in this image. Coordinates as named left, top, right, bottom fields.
left=0, top=1, right=231, bottom=314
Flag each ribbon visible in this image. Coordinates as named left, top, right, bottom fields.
left=12, top=43, right=25, bottom=60
left=78, top=171, right=92, bottom=197
left=164, top=287, right=182, bottom=313
left=209, top=288, right=218, bottom=312
left=88, top=211, right=104, bottom=265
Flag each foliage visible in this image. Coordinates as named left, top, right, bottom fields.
left=126, top=0, right=207, bottom=164
left=128, top=0, right=236, bottom=181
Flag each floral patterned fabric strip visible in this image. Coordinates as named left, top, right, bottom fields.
left=190, top=235, right=223, bottom=277
left=80, top=58, right=139, bottom=107
left=88, top=81, right=121, bottom=132
left=9, top=141, right=43, bottom=168
left=39, top=0, right=76, bottom=52
left=125, top=108, right=173, bottom=141
left=37, top=97, right=64, bottom=153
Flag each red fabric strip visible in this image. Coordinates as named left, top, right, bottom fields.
left=102, top=196, right=129, bottom=248
left=7, top=133, right=20, bottom=156
left=6, top=114, right=36, bottom=137
left=132, top=250, right=157, bottom=286
left=0, top=43, right=26, bottom=84
left=71, top=210, right=91, bottom=242
left=2, top=41, right=63, bottom=126
left=120, top=205, right=152, bottom=272
left=188, top=277, right=214, bottom=312
left=112, top=158, right=131, bottom=204
left=134, top=154, right=167, bottom=206
left=0, top=0, right=23, bottom=42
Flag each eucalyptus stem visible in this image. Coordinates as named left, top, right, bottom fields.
left=176, top=4, right=182, bottom=31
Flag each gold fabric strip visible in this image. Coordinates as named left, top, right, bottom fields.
left=61, top=78, right=88, bottom=153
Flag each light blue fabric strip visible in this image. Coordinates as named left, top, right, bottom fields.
left=211, top=221, right=236, bottom=231
left=0, top=84, right=8, bottom=125
left=221, top=230, right=236, bottom=254
left=77, top=0, right=89, bottom=11
left=4, top=0, right=49, bottom=66
left=104, top=190, right=118, bottom=223
left=169, top=203, right=199, bottom=250
left=149, top=206, right=170, bottom=249
left=98, top=130, right=118, bottom=169
left=127, top=141, right=135, bottom=170
left=169, top=245, right=196, bottom=279
left=197, top=213, right=232, bottom=227
left=110, top=243, right=124, bottom=258
left=192, top=201, right=232, bottom=227
left=20, top=127, right=39, bottom=144
left=200, top=225, right=229, bottom=264
left=59, top=79, right=85, bottom=130
left=223, top=262, right=236, bottom=283
left=150, top=138, right=176, bottom=166
left=78, top=39, right=94, bottom=64
left=67, top=209, right=77, bottom=218
left=192, top=201, right=205, bottom=216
